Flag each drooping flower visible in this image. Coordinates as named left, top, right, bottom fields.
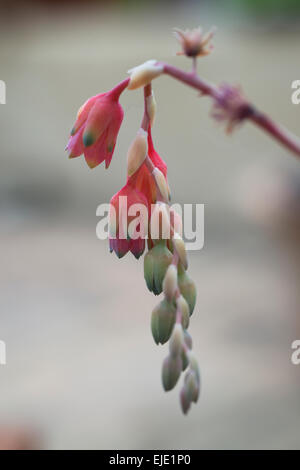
left=129, top=128, right=168, bottom=208
left=66, top=79, right=128, bottom=169
left=174, top=26, right=215, bottom=58
left=109, top=181, right=148, bottom=259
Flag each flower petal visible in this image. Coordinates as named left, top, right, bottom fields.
left=109, top=238, right=130, bottom=258
left=71, top=94, right=101, bottom=136
left=130, top=238, right=145, bottom=259
left=83, top=129, right=108, bottom=169
left=83, top=97, right=112, bottom=147
left=66, top=124, right=85, bottom=158
left=105, top=105, right=124, bottom=169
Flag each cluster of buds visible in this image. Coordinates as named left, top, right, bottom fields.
left=146, top=233, right=199, bottom=413
left=66, top=36, right=202, bottom=415
left=108, top=111, right=200, bottom=413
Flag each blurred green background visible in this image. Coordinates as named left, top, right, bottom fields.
left=0, top=0, right=300, bottom=450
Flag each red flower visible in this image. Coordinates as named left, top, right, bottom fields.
left=66, top=80, right=128, bottom=169
left=109, top=181, right=148, bottom=259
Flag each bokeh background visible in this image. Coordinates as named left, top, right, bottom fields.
left=1, top=0, right=300, bottom=450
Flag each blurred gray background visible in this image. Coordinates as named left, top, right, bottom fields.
left=0, top=0, right=300, bottom=449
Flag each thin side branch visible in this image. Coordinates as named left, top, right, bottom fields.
left=161, top=62, right=300, bottom=159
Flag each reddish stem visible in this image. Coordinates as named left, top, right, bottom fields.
left=161, top=62, right=300, bottom=159
left=162, top=62, right=217, bottom=97
left=250, top=110, right=300, bottom=157
left=109, top=77, right=130, bottom=100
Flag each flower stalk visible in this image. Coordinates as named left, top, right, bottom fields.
left=161, top=62, right=300, bottom=157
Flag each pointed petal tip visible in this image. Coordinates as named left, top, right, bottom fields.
left=87, top=161, right=99, bottom=169
left=132, top=250, right=143, bottom=260
left=84, top=156, right=99, bottom=169
left=68, top=151, right=82, bottom=159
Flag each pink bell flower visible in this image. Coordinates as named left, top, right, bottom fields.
left=66, top=79, right=129, bottom=169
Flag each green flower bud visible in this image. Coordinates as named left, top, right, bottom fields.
left=178, top=268, right=197, bottom=315
left=173, top=235, right=188, bottom=270
left=144, top=250, right=154, bottom=292
left=163, top=264, right=177, bottom=300
left=151, top=304, right=160, bottom=345
left=176, top=295, right=190, bottom=329
left=183, top=330, right=193, bottom=350
left=144, top=242, right=173, bottom=295
left=181, top=350, right=189, bottom=371
left=188, top=352, right=200, bottom=382
left=185, top=370, right=200, bottom=403
left=162, top=355, right=182, bottom=391
left=180, top=386, right=191, bottom=415
left=151, top=298, right=176, bottom=345
left=169, top=323, right=184, bottom=357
